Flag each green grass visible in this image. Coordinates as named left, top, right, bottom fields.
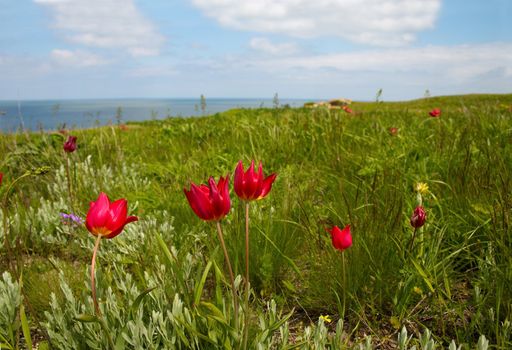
left=1, top=93, right=511, bottom=348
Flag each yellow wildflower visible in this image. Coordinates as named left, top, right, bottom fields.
left=319, top=315, right=332, bottom=323
left=413, top=286, right=423, bottom=295
left=415, top=182, right=429, bottom=195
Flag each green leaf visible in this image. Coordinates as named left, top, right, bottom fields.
left=20, top=304, right=33, bottom=350
left=198, top=302, right=229, bottom=326
left=194, top=261, right=212, bottom=306
left=131, top=286, right=157, bottom=315
left=410, top=258, right=435, bottom=293
left=156, top=233, right=176, bottom=266
left=74, top=314, right=99, bottom=323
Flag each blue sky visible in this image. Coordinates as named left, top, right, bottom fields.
left=1, top=0, right=511, bottom=100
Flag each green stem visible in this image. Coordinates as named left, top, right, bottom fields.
left=64, top=153, right=74, bottom=211
left=242, top=202, right=250, bottom=350
left=409, top=227, right=418, bottom=252
left=341, top=251, right=346, bottom=319
left=90, top=235, right=116, bottom=350
left=91, top=235, right=102, bottom=317
left=216, top=221, right=239, bottom=327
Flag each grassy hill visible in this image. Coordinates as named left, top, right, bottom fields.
left=1, top=94, right=511, bottom=348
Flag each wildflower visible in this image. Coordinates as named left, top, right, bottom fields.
left=342, top=105, right=353, bottom=114
left=410, top=206, right=426, bottom=229
left=85, top=192, right=138, bottom=239
left=389, top=127, right=398, bottom=136
left=328, top=225, right=352, bottom=251
left=63, top=135, right=77, bottom=153
left=234, top=160, right=277, bottom=201
left=184, top=174, right=231, bottom=221
left=413, top=286, right=423, bottom=295
left=319, top=315, right=332, bottom=323
left=60, top=212, right=84, bottom=226
left=415, top=182, right=429, bottom=195
left=0, top=172, right=3, bottom=186
left=429, top=108, right=441, bottom=117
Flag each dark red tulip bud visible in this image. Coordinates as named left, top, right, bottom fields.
left=410, top=206, right=426, bottom=228
left=63, top=135, right=77, bottom=153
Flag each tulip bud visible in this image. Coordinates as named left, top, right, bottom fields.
left=410, top=206, right=426, bottom=228
left=63, top=135, right=77, bottom=153
left=328, top=225, right=352, bottom=251
left=0, top=172, right=3, bottom=186
left=429, top=108, right=441, bottom=117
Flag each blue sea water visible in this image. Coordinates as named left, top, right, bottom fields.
left=0, top=98, right=310, bottom=132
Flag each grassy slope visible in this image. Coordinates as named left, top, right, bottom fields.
left=1, top=93, right=512, bottom=347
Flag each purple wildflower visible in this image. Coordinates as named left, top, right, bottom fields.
left=60, top=212, right=84, bottom=226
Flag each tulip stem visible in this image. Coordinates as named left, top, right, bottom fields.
left=216, top=221, right=239, bottom=327
left=341, top=251, right=346, bottom=319
left=64, top=152, right=74, bottom=211
left=242, top=202, right=250, bottom=350
left=409, top=227, right=418, bottom=252
left=91, top=235, right=102, bottom=317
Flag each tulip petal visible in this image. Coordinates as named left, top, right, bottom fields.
left=257, top=173, right=277, bottom=199
left=234, top=160, right=245, bottom=198
left=330, top=224, right=352, bottom=251
left=86, top=192, right=111, bottom=231
left=209, top=176, right=226, bottom=220
left=219, top=174, right=231, bottom=216
left=105, top=216, right=138, bottom=239
left=185, top=184, right=212, bottom=220
left=108, top=198, right=128, bottom=230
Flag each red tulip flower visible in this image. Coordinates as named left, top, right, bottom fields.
left=234, top=160, right=277, bottom=201
left=184, top=174, right=231, bottom=221
left=85, top=192, right=138, bottom=239
left=342, top=105, right=353, bottom=114
left=328, top=225, right=352, bottom=251
left=429, top=108, right=441, bottom=117
left=0, top=172, right=3, bottom=186
left=410, top=206, right=426, bottom=228
left=63, top=135, right=77, bottom=153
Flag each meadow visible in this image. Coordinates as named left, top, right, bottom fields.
left=1, top=94, right=511, bottom=349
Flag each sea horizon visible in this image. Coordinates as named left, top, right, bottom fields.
left=0, top=97, right=312, bottom=132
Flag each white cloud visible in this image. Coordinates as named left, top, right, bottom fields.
left=249, top=37, right=299, bottom=55
left=127, top=65, right=178, bottom=77
left=191, top=0, right=441, bottom=46
left=51, top=49, right=109, bottom=67
left=34, top=0, right=165, bottom=56
left=240, top=43, right=512, bottom=83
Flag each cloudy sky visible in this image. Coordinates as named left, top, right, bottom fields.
left=1, top=0, right=511, bottom=100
